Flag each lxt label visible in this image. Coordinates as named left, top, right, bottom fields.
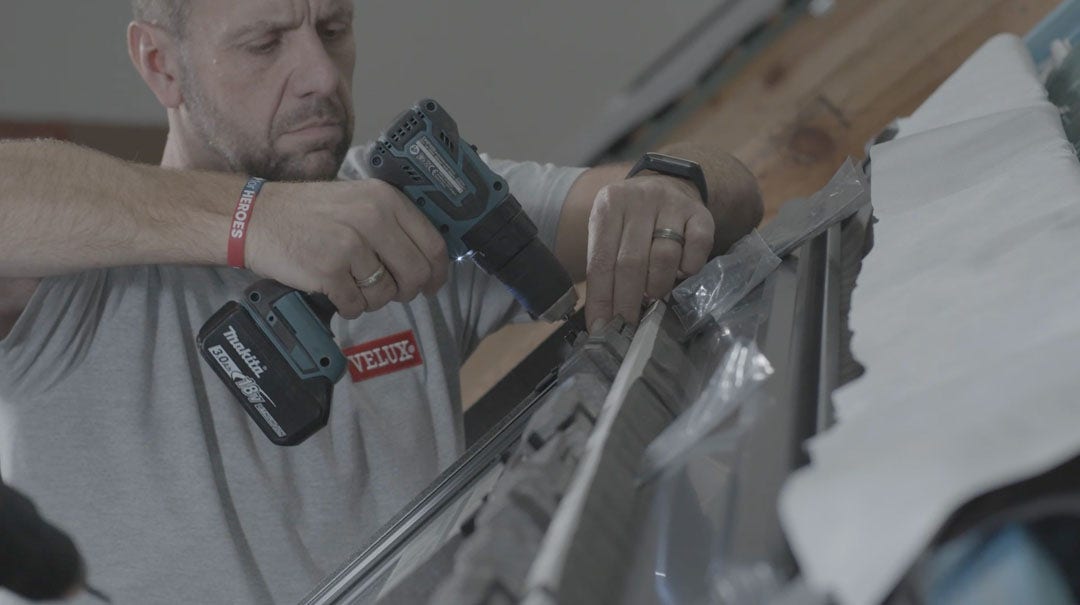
left=206, top=341, right=286, bottom=438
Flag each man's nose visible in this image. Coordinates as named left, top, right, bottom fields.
left=289, top=28, right=340, bottom=99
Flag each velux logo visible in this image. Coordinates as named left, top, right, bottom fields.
left=342, top=331, right=423, bottom=383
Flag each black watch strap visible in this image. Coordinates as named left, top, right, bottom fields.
left=626, top=152, right=709, bottom=204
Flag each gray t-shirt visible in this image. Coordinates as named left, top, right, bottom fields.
left=0, top=147, right=585, bottom=604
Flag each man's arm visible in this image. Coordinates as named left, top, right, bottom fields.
left=553, top=143, right=763, bottom=332
left=0, top=139, right=234, bottom=337
left=0, top=139, right=448, bottom=338
left=0, top=139, right=238, bottom=276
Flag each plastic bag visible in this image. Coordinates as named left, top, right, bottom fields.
left=673, top=159, right=870, bottom=334
left=710, top=562, right=784, bottom=605
left=758, top=158, right=870, bottom=258
left=642, top=431, right=742, bottom=605
left=641, top=338, right=773, bottom=479
left=634, top=287, right=776, bottom=604
left=671, top=230, right=781, bottom=334
left=637, top=386, right=774, bottom=605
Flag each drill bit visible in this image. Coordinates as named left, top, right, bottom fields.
left=84, top=583, right=112, bottom=603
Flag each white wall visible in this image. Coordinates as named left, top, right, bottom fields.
left=0, top=1, right=721, bottom=162
left=0, top=3, right=163, bottom=123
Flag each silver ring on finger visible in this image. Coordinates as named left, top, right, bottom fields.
left=652, top=228, right=686, bottom=247
left=354, top=264, right=388, bottom=289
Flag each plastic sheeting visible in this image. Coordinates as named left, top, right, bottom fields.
left=673, top=159, right=870, bottom=334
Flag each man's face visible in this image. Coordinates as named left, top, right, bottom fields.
left=177, top=0, right=356, bottom=181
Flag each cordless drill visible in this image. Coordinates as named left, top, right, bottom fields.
left=197, top=99, right=578, bottom=446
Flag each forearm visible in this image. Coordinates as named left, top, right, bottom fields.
left=0, top=139, right=241, bottom=278
left=655, top=141, right=763, bottom=254
left=0, top=139, right=450, bottom=321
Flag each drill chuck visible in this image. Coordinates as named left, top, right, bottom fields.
left=459, top=192, right=577, bottom=321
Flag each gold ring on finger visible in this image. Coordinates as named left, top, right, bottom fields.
left=355, top=264, right=388, bottom=289
left=652, top=228, right=686, bottom=246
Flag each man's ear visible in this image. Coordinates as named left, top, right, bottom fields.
left=127, top=21, right=184, bottom=109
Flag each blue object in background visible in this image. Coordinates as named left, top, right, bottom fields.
left=924, top=525, right=1075, bottom=605
left=1027, top=0, right=1080, bottom=65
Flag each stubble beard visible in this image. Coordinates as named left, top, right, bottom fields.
left=179, top=66, right=353, bottom=182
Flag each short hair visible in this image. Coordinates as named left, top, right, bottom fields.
left=131, top=0, right=190, bottom=37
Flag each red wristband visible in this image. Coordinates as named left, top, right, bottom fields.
left=227, top=177, right=266, bottom=269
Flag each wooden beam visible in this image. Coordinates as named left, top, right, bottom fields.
left=665, top=0, right=1060, bottom=222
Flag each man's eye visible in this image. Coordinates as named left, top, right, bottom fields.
left=320, top=24, right=349, bottom=41
left=248, top=37, right=281, bottom=55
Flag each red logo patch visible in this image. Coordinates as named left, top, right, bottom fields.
left=342, top=331, right=424, bottom=383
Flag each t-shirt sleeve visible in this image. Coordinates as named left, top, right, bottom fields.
left=0, top=270, right=109, bottom=398
left=338, top=145, right=587, bottom=358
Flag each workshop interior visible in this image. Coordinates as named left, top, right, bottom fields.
left=3, top=0, right=1080, bottom=603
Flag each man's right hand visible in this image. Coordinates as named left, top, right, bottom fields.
left=246, top=179, right=449, bottom=319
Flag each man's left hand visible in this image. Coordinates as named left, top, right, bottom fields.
left=584, top=174, right=714, bottom=332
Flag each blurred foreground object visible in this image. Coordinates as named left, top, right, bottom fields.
left=0, top=481, right=83, bottom=601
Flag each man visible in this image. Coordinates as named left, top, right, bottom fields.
left=0, top=0, right=761, bottom=602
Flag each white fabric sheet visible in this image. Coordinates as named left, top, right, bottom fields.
left=778, top=34, right=1080, bottom=605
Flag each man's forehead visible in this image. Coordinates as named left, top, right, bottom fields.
left=188, top=0, right=353, bottom=34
